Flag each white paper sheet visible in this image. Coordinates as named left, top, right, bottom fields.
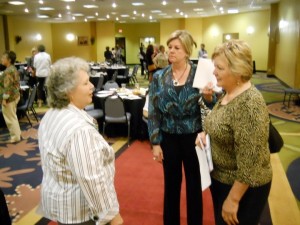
left=192, top=58, right=222, bottom=93
left=196, top=134, right=213, bottom=191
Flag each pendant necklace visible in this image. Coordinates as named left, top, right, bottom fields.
left=172, top=63, right=187, bottom=86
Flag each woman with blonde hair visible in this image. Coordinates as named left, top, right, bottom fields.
left=197, top=40, right=272, bottom=225
left=149, top=30, right=214, bottom=225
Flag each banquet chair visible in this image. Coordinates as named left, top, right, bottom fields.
left=103, top=94, right=131, bottom=146
left=128, top=65, right=139, bottom=85
left=94, top=75, right=104, bottom=92
left=85, top=104, right=104, bottom=132
left=103, top=80, right=119, bottom=90
left=143, top=61, right=149, bottom=80
left=17, top=85, right=38, bottom=127
left=116, top=66, right=129, bottom=85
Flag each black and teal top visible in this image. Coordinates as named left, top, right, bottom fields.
left=148, top=62, right=202, bottom=145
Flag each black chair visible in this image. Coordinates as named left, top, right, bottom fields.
left=143, top=61, right=149, bottom=80
left=116, top=67, right=129, bottom=85
left=128, top=65, right=139, bottom=85
left=95, top=75, right=104, bottom=92
left=103, top=94, right=131, bottom=145
left=283, top=88, right=300, bottom=107
left=17, top=85, right=38, bottom=127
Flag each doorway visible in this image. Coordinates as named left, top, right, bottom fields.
left=115, top=37, right=126, bottom=64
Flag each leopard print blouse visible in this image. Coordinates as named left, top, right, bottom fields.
left=204, top=85, right=272, bottom=187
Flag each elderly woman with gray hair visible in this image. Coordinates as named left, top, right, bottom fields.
left=38, top=57, right=123, bottom=225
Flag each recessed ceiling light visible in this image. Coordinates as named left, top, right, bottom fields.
left=121, top=14, right=130, bottom=17
left=61, top=0, right=75, bottom=2
left=83, top=5, right=98, bottom=9
left=193, top=8, right=204, bottom=12
left=132, top=2, right=144, bottom=6
left=112, top=2, right=117, bottom=8
left=24, top=8, right=29, bottom=13
left=39, top=7, right=55, bottom=11
left=86, top=16, right=95, bottom=19
left=37, top=14, right=49, bottom=18
left=151, top=10, right=162, bottom=13
left=228, top=9, right=239, bottom=14
left=183, top=0, right=198, bottom=3
left=72, top=13, right=84, bottom=16
left=8, top=1, right=25, bottom=5
left=97, top=18, right=106, bottom=21
left=162, top=1, right=167, bottom=6
left=39, top=0, right=44, bottom=4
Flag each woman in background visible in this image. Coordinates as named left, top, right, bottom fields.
left=197, top=40, right=272, bottom=225
left=0, top=51, right=21, bottom=143
left=38, top=57, right=123, bottom=225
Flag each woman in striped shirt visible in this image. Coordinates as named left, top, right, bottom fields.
left=38, top=57, right=123, bottom=225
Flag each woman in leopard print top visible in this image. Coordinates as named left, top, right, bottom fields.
left=197, top=40, right=272, bottom=225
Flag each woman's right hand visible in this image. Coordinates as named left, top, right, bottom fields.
left=152, top=145, right=164, bottom=163
left=195, top=132, right=206, bottom=150
left=110, top=213, right=123, bottom=225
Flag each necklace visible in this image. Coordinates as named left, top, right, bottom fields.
left=172, top=63, right=188, bottom=86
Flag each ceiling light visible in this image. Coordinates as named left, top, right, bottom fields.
left=72, top=13, right=84, bottom=16
left=72, top=16, right=75, bottom=20
left=176, top=9, right=180, bottom=13
left=58, top=13, right=62, bottom=17
left=193, top=8, right=203, bottom=12
left=106, top=14, right=110, bottom=19
left=39, top=0, right=44, bottom=4
left=183, top=0, right=198, bottom=3
left=39, top=7, right=55, bottom=11
left=83, top=5, right=98, bottom=9
left=112, top=2, right=117, bottom=8
left=37, top=15, right=49, bottom=18
left=116, top=17, right=119, bottom=21
left=95, top=12, right=98, bottom=16
left=66, top=5, right=70, bottom=10
left=228, top=9, right=239, bottom=14
left=61, top=0, right=75, bottom=2
left=84, top=18, right=88, bottom=22
left=86, top=16, right=95, bottom=19
left=151, top=10, right=162, bottom=13
left=142, top=13, right=145, bottom=17
left=132, top=2, right=144, bottom=6
left=24, top=8, right=29, bottom=13
left=162, top=1, right=167, bottom=5
left=133, top=11, right=137, bottom=15
left=121, top=15, right=130, bottom=17
left=149, top=15, right=152, bottom=20
left=8, top=1, right=25, bottom=5
left=97, top=18, right=106, bottom=21
left=36, top=33, right=42, bottom=41
left=185, top=14, right=188, bottom=18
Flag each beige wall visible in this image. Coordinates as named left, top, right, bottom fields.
left=0, top=16, right=5, bottom=53
left=51, top=22, right=95, bottom=62
left=202, top=10, right=270, bottom=71
left=273, top=0, right=300, bottom=88
left=96, top=21, right=115, bottom=62
left=6, top=16, right=53, bottom=63
left=115, top=23, right=160, bottom=64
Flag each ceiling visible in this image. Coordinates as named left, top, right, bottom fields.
left=0, top=0, right=279, bottom=23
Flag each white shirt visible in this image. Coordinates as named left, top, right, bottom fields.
left=34, top=52, right=51, bottom=77
left=38, top=104, right=119, bottom=224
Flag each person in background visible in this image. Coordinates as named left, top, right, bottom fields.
left=0, top=51, right=21, bottom=143
left=198, top=43, right=208, bottom=58
left=104, top=46, right=113, bottom=63
left=138, top=46, right=146, bottom=76
left=33, top=44, right=51, bottom=107
left=197, top=40, right=272, bottom=225
left=145, top=44, right=156, bottom=82
left=38, top=57, right=123, bottom=225
left=148, top=30, right=214, bottom=225
left=153, top=45, right=169, bottom=70
left=26, top=47, right=37, bottom=87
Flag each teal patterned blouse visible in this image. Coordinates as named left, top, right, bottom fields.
left=148, top=62, right=202, bottom=145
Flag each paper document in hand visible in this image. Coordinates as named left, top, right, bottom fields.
left=192, top=58, right=222, bottom=93
left=196, top=146, right=211, bottom=191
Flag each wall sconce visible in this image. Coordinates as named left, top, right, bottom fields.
left=144, top=37, right=155, bottom=44
left=66, top=33, right=75, bottom=41
left=15, top=35, right=22, bottom=44
left=246, top=26, right=254, bottom=35
left=36, top=33, right=42, bottom=41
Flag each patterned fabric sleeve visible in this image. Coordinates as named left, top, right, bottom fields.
left=3, top=66, right=20, bottom=102
left=148, top=71, right=163, bottom=145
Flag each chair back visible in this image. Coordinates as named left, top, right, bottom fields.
left=133, top=64, right=139, bottom=74
left=95, top=75, right=104, bottom=92
left=104, top=94, right=127, bottom=119
left=103, top=81, right=119, bottom=90
left=111, top=70, right=118, bottom=81
left=27, top=86, right=37, bottom=109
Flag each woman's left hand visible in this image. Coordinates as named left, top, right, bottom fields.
left=222, top=197, right=239, bottom=225
left=202, top=82, right=214, bottom=103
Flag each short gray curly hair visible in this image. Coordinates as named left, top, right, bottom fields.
left=46, top=57, right=89, bottom=109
